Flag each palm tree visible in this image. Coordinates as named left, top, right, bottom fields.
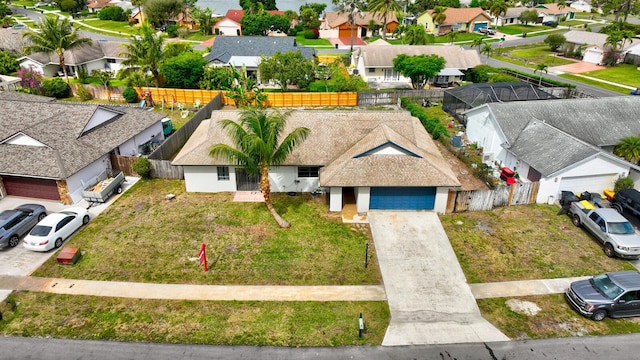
left=534, top=63, right=548, bottom=86
left=120, top=21, right=167, bottom=86
left=403, top=24, right=429, bottom=45
left=333, top=0, right=367, bottom=52
left=22, top=17, right=92, bottom=84
left=368, top=0, right=402, bottom=40
left=209, top=108, right=310, bottom=228
left=447, top=30, right=456, bottom=44
left=432, top=6, right=447, bottom=30
left=614, top=136, right=640, bottom=164
left=480, top=42, right=493, bottom=62
left=489, top=0, right=508, bottom=27
left=557, top=0, right=566, bottom=11
left=470, top=37, right=485, bottom=49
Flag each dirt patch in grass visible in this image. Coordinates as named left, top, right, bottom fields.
left=0, top=291, right=389, bottom=346
left=440, top=204, right=636, bottom=283
left=478, top=294, right=640, bottom=340
left=34, top=179, right=382, bottom=286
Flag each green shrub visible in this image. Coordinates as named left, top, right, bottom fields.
left=75, top=85, right=93, bottom=101
left=76, top=66, right=89, bottom=84
left=303, top=29, right=319, bottom=39
left=167, top=24, right=179, bottom=37
left=132, top=157, right=153, bottom=179
left=614, top=176, right=635, bottom=193
left=42, top=77, right=70, bottom=98
left=122, top=87, right=139, bottom=103
left=98, top=6, right=127, bottom=21
left=400, top=97, right=448, bottom=140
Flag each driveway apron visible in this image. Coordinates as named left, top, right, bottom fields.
left=368, top=211, right=509, bottom=345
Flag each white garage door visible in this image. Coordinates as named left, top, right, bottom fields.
left=219, top=26, right=239, bottom=36
left=559, top=174, right=616, bottom=195
left=583, top=49, right=602, bottom=64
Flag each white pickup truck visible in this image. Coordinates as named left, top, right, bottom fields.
left=568, top=200, right=640, bottom=259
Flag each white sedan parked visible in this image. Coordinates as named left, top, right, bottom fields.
left=23, top=207, right=90, bottom=252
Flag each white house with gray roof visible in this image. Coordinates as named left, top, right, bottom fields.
left=172, top=110, right=460, bottom=213
left=18, top=40, right=127, bottom=78
left=464, top=97, right=640, bottom=204
left=203, top=36, right=315, bottom=81
left=563, top=29, right=640, bottom=64
left=352, top=42, right=482, bottom=89
left=0, top=92, right=166, bottom=204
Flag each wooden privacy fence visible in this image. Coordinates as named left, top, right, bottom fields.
left=447, top=182, right=539, bottom=213
left=110, top=155, right=184, bottom=179
left=266, top=92, right=357, bottom=107
left=135, top=87, right=222, bottom=106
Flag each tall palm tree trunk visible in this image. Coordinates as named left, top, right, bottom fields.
left=58, top=53, right=69, bottom=84
left=260, top=166, right=290, bottom=228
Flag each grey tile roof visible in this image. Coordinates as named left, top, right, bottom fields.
left=173, top=110, right=460, bottom=187
left=485, top=97, right=640, bottom=148
left=0, top=28, right=29, bottom=54
left=507, top=120, right=601, bottom=176
left=0, top=96, right=165, bottom=179
left=357, top=45, right=481, bottom=69
left=564, top=30, right=640, bottom=49
left=19, top=40, right=127, bottom=66
left=203, top=36, right=315, bottom=63
left=0, top=91, right=55, bottom=102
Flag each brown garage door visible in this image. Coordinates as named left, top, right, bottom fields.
left=339, top=28, right=352, bottom=38
left=2, top=176, right=60, bottom=200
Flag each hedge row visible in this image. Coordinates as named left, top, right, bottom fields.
left=399, top=97, right=448, bottom=140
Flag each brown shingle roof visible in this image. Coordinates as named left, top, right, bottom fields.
left=358, top=44, right=481, bottom=69
left=173, top=110, right=460, bottom=188
left=536, top=3, right=580, bottom=14
left=0, top=96, right=165, bottom=179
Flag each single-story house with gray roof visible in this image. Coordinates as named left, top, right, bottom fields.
left=203, top=36, right=315, bottom=82
left=352, top=41, right=482, bottom=89
left=0, top=92, right=166, bottom=204
left=172, top=110, right=461, bottom=214
left=18, top=40, right=127, bottom=79
left=563, top=29, right=640, bottom=64
left=464, top=96, right=640, bottom=203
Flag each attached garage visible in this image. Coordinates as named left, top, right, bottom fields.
left=583, top=48, right=603, bottom=64
left=339, top=27, right=353, bottom=38
left=370, top=187, right=436, bottom=210
left=558, top=174, right=616, bottom=195
left=2, top=176, right=60, bottom=200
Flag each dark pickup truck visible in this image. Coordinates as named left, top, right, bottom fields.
left=611, top=189, right=640, bottom=218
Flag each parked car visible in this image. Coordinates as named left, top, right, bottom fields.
left=568, top=200, right=640, bottom=258
left=611, top=188, right=640, bottom=217
left=0, top=204, right=47, bottom=249
left=23, top=207, right=90, bottom=252
left=566, top=271, right=640, bottom=321
left=478, top=27, right=496, bottom=35
left=11, top=24, right=27, bottom=30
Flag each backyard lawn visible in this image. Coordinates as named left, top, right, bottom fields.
left=33, top=179, right=382, bottom=286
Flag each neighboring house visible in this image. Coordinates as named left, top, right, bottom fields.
left=563, top=29, right=639, bottom=64
left=172, top=110, right=460, bottom=213
left=352, top=41, right=481, bottom=88
left=168, top=8, right=199, bottom=31
left=568, top=0, right=595, bottom=13
left=88, top=0, right=133, bottom=13
left=18, top=40, right=127, bottom=78
left=535, top=3, right=579, bottom=23
left=625, top=43, right=640, bottom=65
left=203, top=36, right=315, bottom=80
left=0, top=27, right=29, bottom=55
left=212, top=9, right=287, bottom=36
left=464, top=97, right=640, bottom=204
left=417, top=7, right=491, bottom=35
left=0, top=92, right=166, bottom=204
left=491, top=7, right=528, bottom=26
left=129, top=7, right=146, bottom=25
left=0, top=75, right=20, bottom=90
left=319, top=11, right=399, bottom=40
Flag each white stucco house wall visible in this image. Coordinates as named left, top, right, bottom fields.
left=0, top=92, right=166, bottom=204
left=464, top=97, right=640, bottom=204
left=173, top=110, right=461, bottom=214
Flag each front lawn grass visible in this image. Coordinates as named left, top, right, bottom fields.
left=559, top=73, right=631, bottom=94
left=33, top=179, right=382, bottom=286
left=580, top=64, right=640, bottom=88
left=498, top=24, right=548, bottom=35
left=76, top=19, right=137, bottom=36
left=494, top=45, right=575, bottom=67
left=440, top=204, right=636, bottom=283
left=478, top=294, right=640, bottom=340
left=295, top=34, right=333, bottom=47
left=0, top=292, right=389, bottom=346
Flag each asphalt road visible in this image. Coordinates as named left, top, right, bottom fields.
left=1, top=334, right=640, bottom=360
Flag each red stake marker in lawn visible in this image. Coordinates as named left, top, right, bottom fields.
left=198, top=243, right=208, bottom=272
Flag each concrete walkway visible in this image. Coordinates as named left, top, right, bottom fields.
left=368, top=211, right=509, bottom=346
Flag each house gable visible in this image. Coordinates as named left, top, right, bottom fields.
left=1, top=132, right=48, bottom=147
left=80, top=106, right=126, bottom=136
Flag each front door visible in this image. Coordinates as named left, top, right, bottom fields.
left=236, top=169, right=260, bottom=191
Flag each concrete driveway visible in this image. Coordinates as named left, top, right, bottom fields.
left=368, top=211, right=509, bottom=345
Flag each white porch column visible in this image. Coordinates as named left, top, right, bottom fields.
left=329, top=186, right=343, bottom=212
left=356, top=187, right=370, bottom=213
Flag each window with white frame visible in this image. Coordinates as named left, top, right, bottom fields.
left=217, top=166, right=229, bottom=180
left=297, top=166, right=319, bottom=178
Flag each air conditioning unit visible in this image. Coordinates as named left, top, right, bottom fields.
left=482, top=154, right=492, bottom=162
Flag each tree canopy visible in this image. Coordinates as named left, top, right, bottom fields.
left=119, top=22, right=167, bottom=86
left=144, top=0, right=185, bottom=27
left=240, top=0, right=277, bottom=12
left=258, top=51, right=315, bottom=90
left=544, top=34, right=566, bottom=51
left=368, top=0, right=402, bottom=40
left=241, top=12, right=291, bottom=35
left=160, top=52, right=207, bottom=88
left=392, top=54, right=445, bottom=89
